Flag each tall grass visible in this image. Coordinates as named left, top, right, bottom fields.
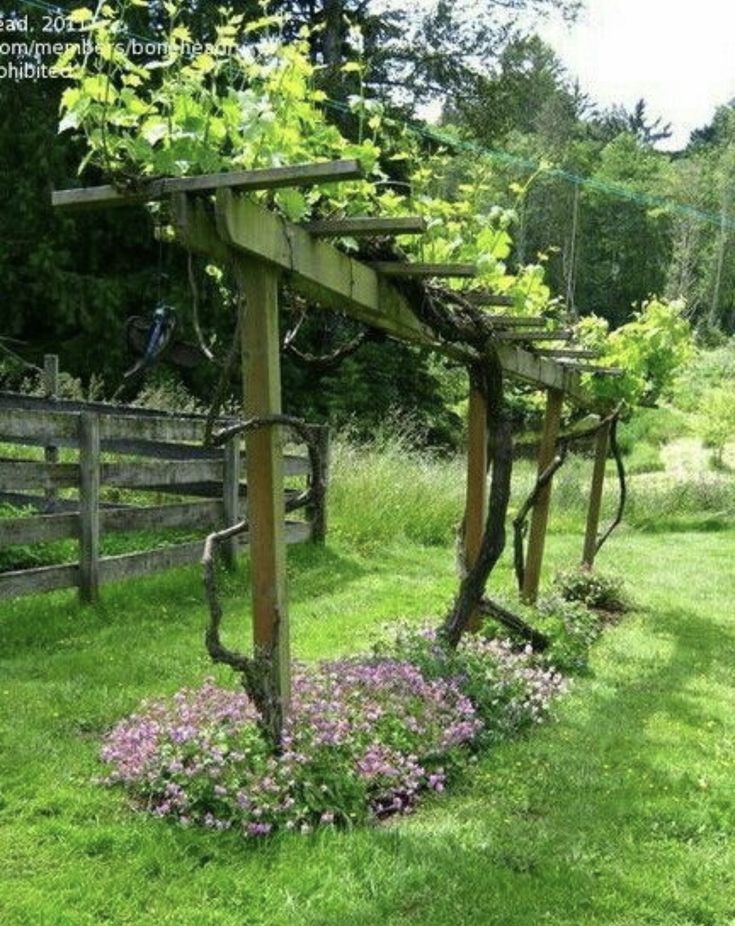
left=329, top=430, right=735, bottom=547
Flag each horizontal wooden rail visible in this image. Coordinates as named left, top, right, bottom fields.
left=0, top=511, right=78, bottom=545
left=304, top=215, right=427, bottom=237
left=100, top=501, right=224, bottom=534
left=0, top=521, right=311, bottom=600
left=100, top=460, right=223, bottom=488
left=52, top=159, right=364, bottom=211
left=0, top=562, right=79, bottom=600
left=0, top=460, right=79, bottom=490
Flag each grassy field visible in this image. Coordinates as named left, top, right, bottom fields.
left=2, top=509, right=735, bottom=924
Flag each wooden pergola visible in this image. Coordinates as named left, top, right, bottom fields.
left=53, top=158, right=620, bottom=729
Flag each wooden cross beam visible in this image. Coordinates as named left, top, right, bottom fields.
left=494, top=330, right=573, bottom=342
left=170, top=192, right=583, bottom=399
left=485, top=315, right=546, bottom=328
left=368, top=262, right=477, bottom=278
left=52, top=159, right=364, bottom=211
left=464, top=293, right=515, bottom=307
left=533, top=347, right=598, bottom=359
left=303, top=216, right=427, bottom=237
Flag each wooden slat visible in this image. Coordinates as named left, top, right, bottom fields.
left=0, top=562, right=79, bottom=600
left=100, top=459, right=223, bottom=489
left=304, top=216, right=427, bottom=237
left=533, top=347, right=598, bottom=359
left=464, top=292, right=515, bottom=307
left=0, top=408, right=80, bottom=443
left=100, top=500, right=224, bottom=534
left=494, top=330, right=573, bottom=342
left=559, top=363, right=625, bottom=376
left=485, top=315, right=546, bottom=328
left=52, top=159, right=364, bottom=211
left=0, top=511, right=79, bottom=545
left=367, top=262, right=477, bottom=278
left=0, top=460, right=78, bottom=490
left=98, top=414, right=206, bottom=443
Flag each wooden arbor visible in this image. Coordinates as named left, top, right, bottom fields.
left=53, top=159, right=619, bottom=732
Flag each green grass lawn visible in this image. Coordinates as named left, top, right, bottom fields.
left=1, top=524, right=734, bottom=925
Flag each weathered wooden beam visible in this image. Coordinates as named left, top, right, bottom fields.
left=236, top=257, right=291, bottom=729
left=368, top=262, right=477, bottom=278
left=533, top=347, right=598, bottom=359
left=464, top=293, right=515, bottom=307
left=559, top=363, right=625, bottom=376
left=464, top=387, right=488, bottom=633
left=43, top=355, right=60, bottom=508
left=100, top=501, right=223, bottom=535
left=485, top=315, right=546, bottom=328
left=78, top=413, right=100, bottom=603
left=0, top=562, right=79, bottom=601
left=522, top=389, right=564, bottom=604
left=494, top=330, right=573, bottom=342
left=99, top=460, right=223, bottom=489
left=304, top=215, right=427, bottom=237
left=582, top=420, right=611, bottom=568
left=0, top=511, right=78, bottom=546
left=0, top=460, right=79, bottom=491
left=206, top=193, right=583, bottom=397
left=52, top=159, right=364, bottom=211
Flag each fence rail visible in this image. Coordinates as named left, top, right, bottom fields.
left=0, top=365, right=328, bottom=602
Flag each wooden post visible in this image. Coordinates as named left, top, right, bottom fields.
left=464, top=386, right=488, bottom=631
left=236, top=258, right=290, bottom=728
left=43, top=354, right=59, bottom=510
left=78, top=412, right=100, bottom=603
left=222, top=433, right=241, bottom=568
left=522, top=388, right=564, bottom=604
left=582, top=420, right=610, bottom=568
left=307, top=425, right=330, bottom=543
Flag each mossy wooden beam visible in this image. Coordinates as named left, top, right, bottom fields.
left=495, top=329, right=573, bottom=342
left=303, top=216, right=427, bottom=237
left=367, top=262, right=477, bottom=278
left=52, top=159, right=364, bottom=211
left=533, top=347, right=598, bottom=359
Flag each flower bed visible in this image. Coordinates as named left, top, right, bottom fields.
left=101, top=634, right=568, bottom=839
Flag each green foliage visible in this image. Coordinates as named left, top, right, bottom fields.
left=577, top=297, right=694, bottom=407
left=698, top=386, right=735, bottom=467
left=624, top=442, right=664, bottom=475
left=616, top=405, right=689, bottom=455
left=58, top=0, right=559, bottom=306
left=553, top=568, right=630, bottom=613
left=534, top=594, right=603, bottom=674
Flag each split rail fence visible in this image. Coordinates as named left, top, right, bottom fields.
left=0, top=365, right=328, bottom=602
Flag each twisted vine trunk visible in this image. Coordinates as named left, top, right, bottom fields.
left=442, top=354, right=514, bottom=648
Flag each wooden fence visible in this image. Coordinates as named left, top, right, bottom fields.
left=0, top=379, right=328, bottom=602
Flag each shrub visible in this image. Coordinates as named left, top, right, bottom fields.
left=554, top=568, right=630, bottom=613
left=381, top=626, right=567, bottom=746
left=535, top=595, right=604, bottom=674
left=697, top=386, right=735, bottom=468
left=100, top=660, right=482, bottom=838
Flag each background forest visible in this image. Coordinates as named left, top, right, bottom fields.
left=1, top=0, right=734, bottom=443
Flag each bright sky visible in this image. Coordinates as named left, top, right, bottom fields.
left=538, top=0, right=735, bottom=149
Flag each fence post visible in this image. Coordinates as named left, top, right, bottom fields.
left=222, top=432, right=241, bottom=568
left=43, top=354, right=59, bottom=510
left=307, top=425, right=330, bottom=543
left=78, top=412, right=100, bottom=603
left=582, top=419, right=610, bottom=568
left=521, top=388, right=564, bottom=604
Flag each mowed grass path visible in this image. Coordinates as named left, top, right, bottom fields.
left=1, top=529, right=734, bottom=925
